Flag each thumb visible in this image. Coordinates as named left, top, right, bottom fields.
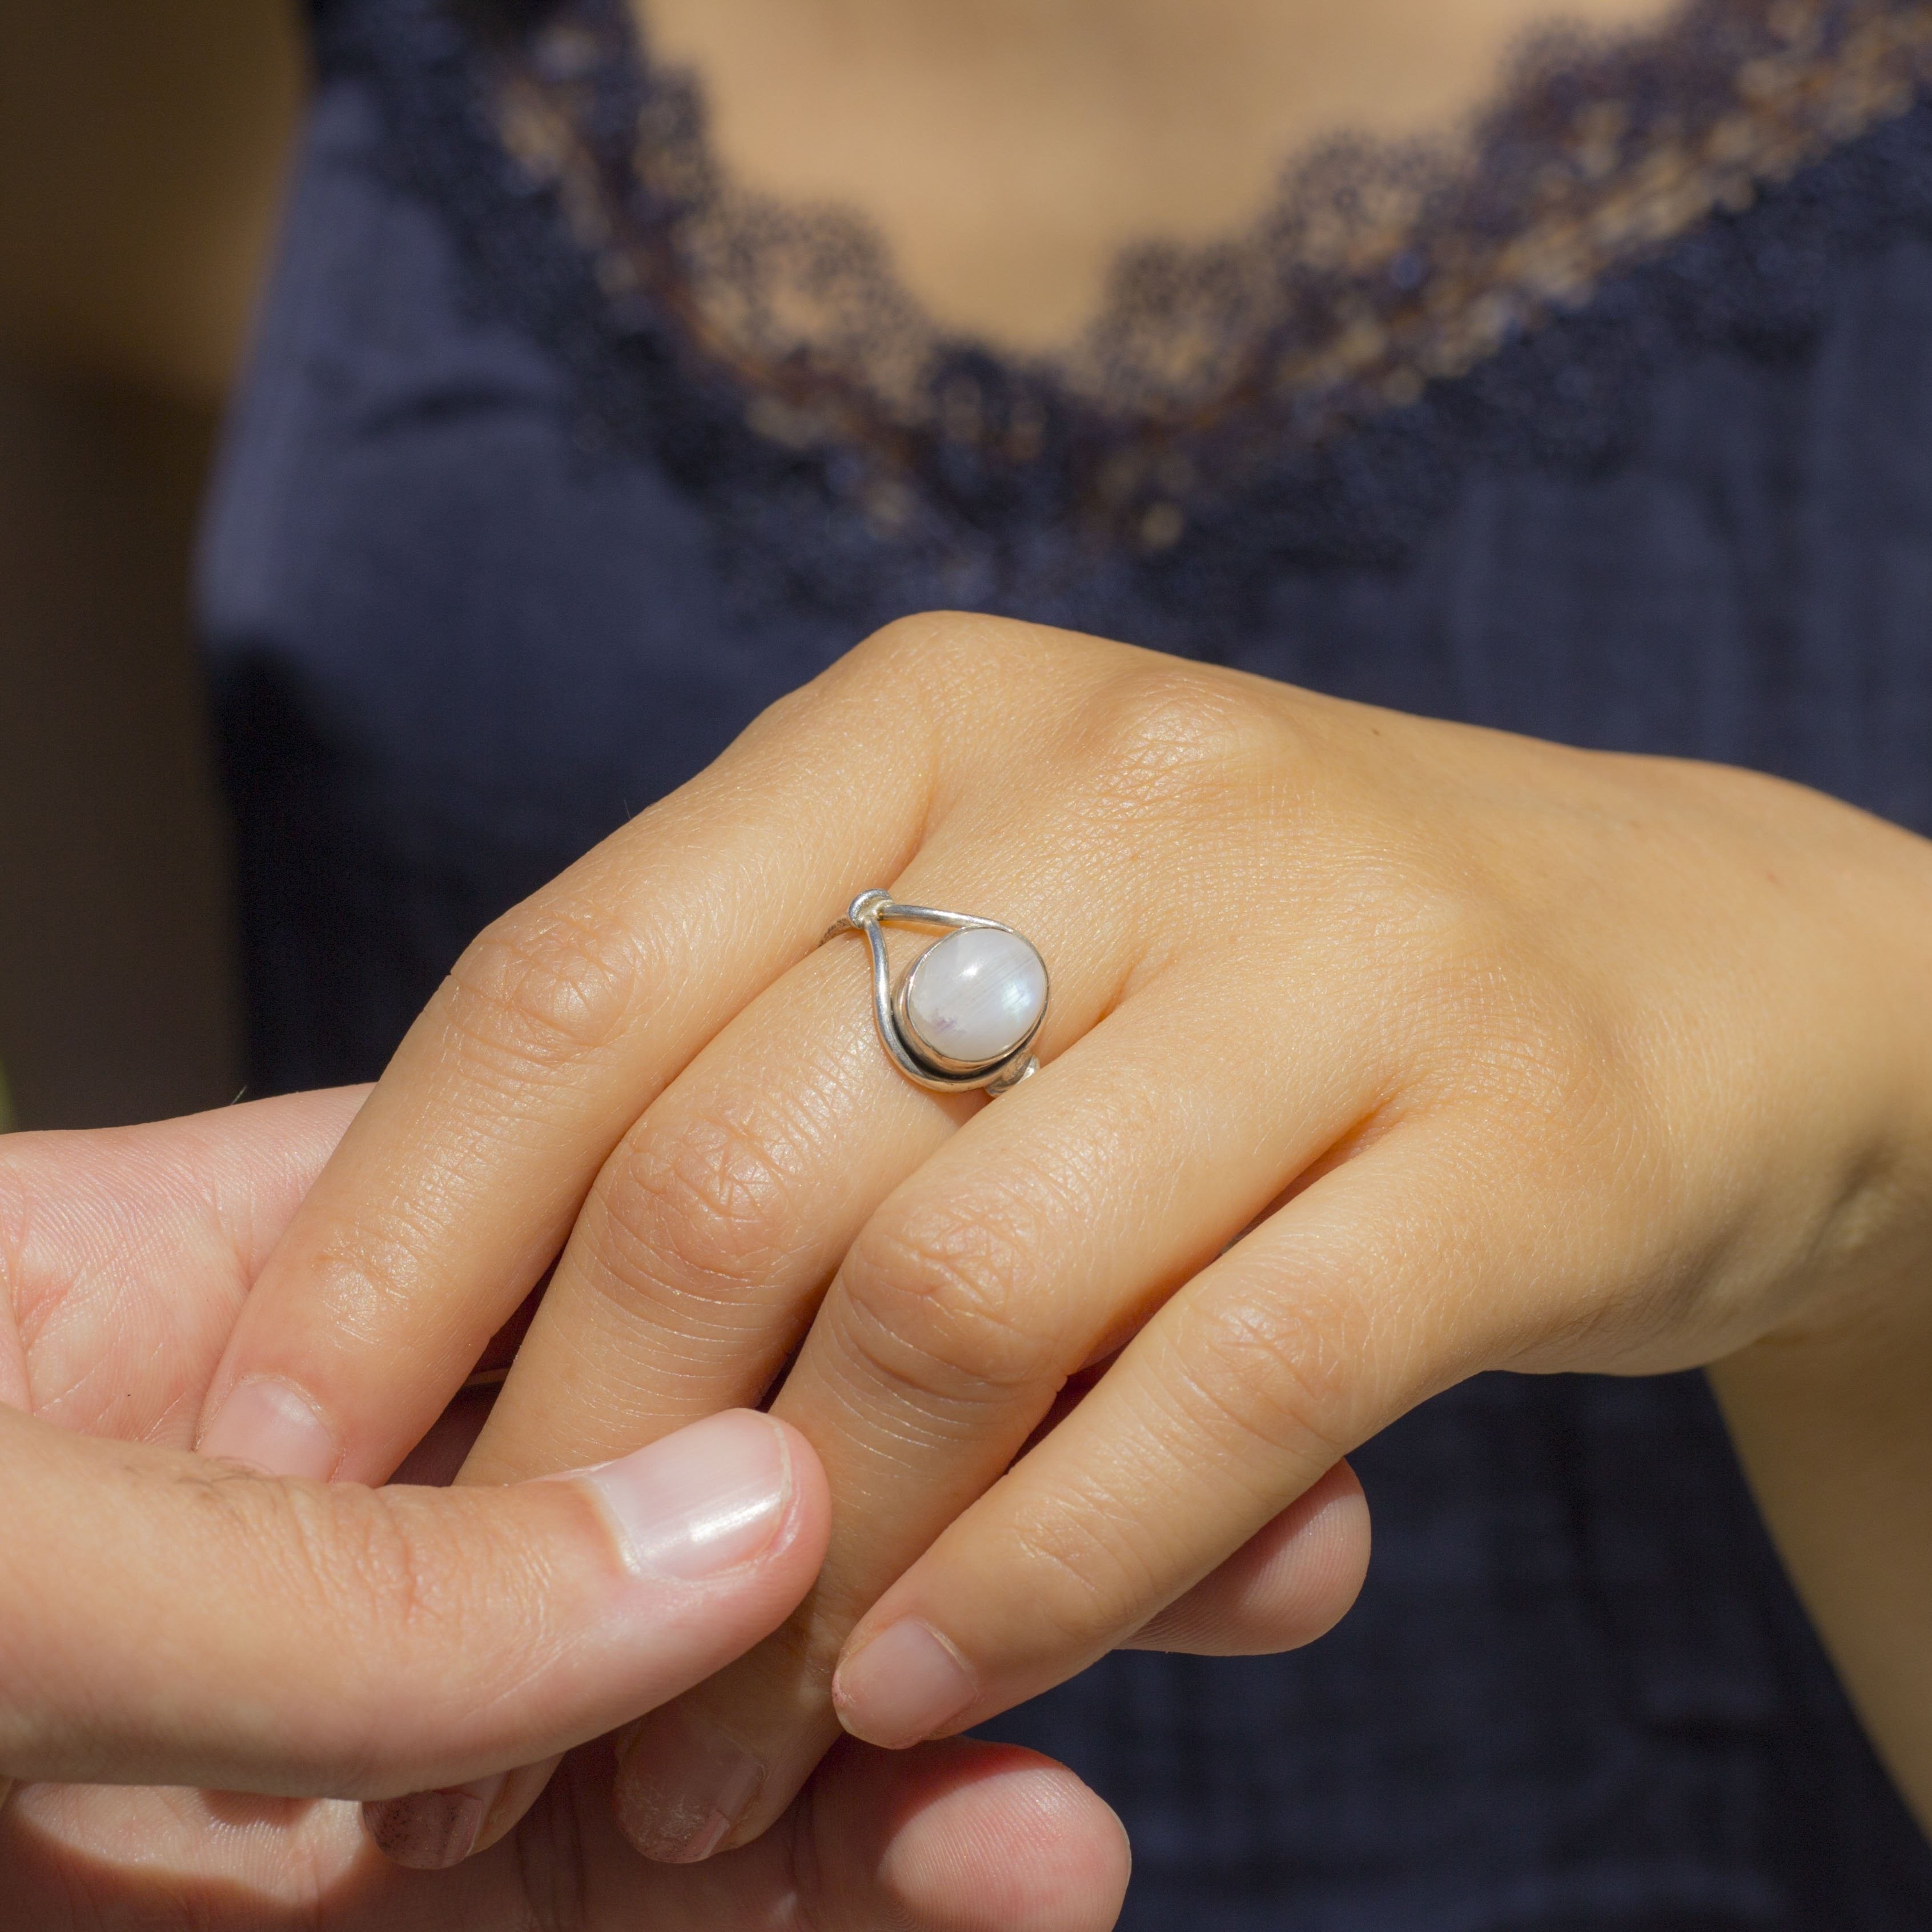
left=0, top=1406, right=826, bottom=1798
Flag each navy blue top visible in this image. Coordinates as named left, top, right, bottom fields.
left=202, top=0, right=1932, bottom=1919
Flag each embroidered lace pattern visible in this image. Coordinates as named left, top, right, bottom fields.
left=344, top=0, right=1932, bottom=631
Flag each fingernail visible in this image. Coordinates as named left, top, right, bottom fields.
left=579, top=1409, right=792, bottom=1582
left=833, top=1619, right=977, bottom=1749
left=198, top=1376, right=338, bottom=1479
left=361, top=1774, right=501, bottom=1869
left=614, top=1702, right=765, bottom=1863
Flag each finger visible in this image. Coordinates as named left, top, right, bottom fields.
left=396, top=939, right=982, bottom=1867
left=191, top=622, right=1123, bottom=1488
left=435, top=790, right=1152, bottom=1857
left=460, top=780, right=1150, bottom=1487
left=4, top=1734, right=1129, bottom=1931
left=0, top=1405, right=826, bottom=1795
left=0, top=1086, right=369, bottom=1296
left=365, top=1753, right=565, bottom=1872
left=604, top=1736, right=1132, bottom=1932
left=540, top=1734, right=1129, bottom=1932
left=448, top=1754, right=563, bottom=1866
left=372, top=1738, right=1132, bottom=1927
left=453, top=943, right=977, bottom=1485
left=448, top=1419, right=1364, bottom=1862
left=1122, top=1457, right=1369, bottom=1654
left=612, top=959, right=1384, bottom=1858
left=831, top=1134, right=1486, bottom=1746
left=0, top=1087, right=368, bottom=1437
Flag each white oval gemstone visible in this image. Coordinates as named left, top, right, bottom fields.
left=903, top=927, right=1047, bottom=1067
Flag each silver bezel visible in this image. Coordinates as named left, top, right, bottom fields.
left=822, top=889, right=1049, bottom=1095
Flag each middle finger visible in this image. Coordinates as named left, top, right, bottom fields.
left=446, top=835, right=1141, bottom=1855
left=461, top=850, right=1134, bottom=1486
left=458, top=941, right=960, bottom=1483
left=610, top=937, right=1387, bottom=1862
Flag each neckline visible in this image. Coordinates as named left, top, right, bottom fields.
left=359, top=0, right=1932, bottom=616
left=616, top=0, right=1694, bottom=363
left=483, top=0, right=1932, bottom=432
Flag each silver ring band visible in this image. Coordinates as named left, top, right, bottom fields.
left=822, top=890, right=1049, bottom=1095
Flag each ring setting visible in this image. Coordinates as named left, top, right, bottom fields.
left=823, top=890, right=1049, bottom=1095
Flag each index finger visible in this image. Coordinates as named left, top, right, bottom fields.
left=193, top=628, right=952, bottom=1482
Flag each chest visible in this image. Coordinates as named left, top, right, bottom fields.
left=634, top=0, right=1673, bottom=351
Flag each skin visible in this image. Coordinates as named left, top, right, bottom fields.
left=639, top=0, right=1673, bottom=349
left=193, top=616, right=1932, bottom=1869
left=0, top=1085, right=1357, bottom=1922
left=15, top=0, right=1930, bottom=1896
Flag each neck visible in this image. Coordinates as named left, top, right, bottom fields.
left=636, top=0, right=1677, bottom=350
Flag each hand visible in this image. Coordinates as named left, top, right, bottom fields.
left=195, top=614, right=1932, bottom=1863
left=0, top=1094, right=1128, bottom=1929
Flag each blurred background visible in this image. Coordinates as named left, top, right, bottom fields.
left=0, top=5, right=302, bottom=1128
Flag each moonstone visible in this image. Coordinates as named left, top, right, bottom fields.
left=902, top=927, right=1047, bottom=1066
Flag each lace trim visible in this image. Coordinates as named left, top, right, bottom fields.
left=472, top=0, right=1932, bottom=527
left=337, top=0, right=1932, bottom=629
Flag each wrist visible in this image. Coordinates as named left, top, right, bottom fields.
left=1709, top=1289, right=1932, bottom=1834
left=1754, top=784, right=1932, bottom=1348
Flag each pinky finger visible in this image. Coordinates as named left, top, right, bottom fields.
left=1123, top=1459, right=1368, bottom=1657
left=830, top=1132, right=1475, bottom=1749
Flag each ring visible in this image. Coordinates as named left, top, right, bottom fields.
left=822, top=890, right=1049, bottom=1095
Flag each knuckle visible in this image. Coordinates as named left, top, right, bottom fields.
left=1360, top=869, right=1500, bottom=978
left=282, top=1476, right=537, bottom=1692
left=247, top=1477, right=481, bottom=1658
left=439, top=899, right=656, bottom=1072
left=1164, top=1280, right=1366, bottom=1465
left=1447, top=987, right=1625, bottom=1151
left=853, top=610, right=960, bottom=674
left=734, top=666, right=831, bottom=752
left=1494, top=1019, right=1610, bottom=1131
left=260, top=1486, right=463, bottom=1780
left=593, top=1108, right=807, bottom=1322
left=273, top=1479, right=447, bottom=1648
left=1377, top=890, right=1624, bottom=1135
left=270, top=1484, right=550, bottom=1758
left=849, top=611, right=1075, bottom=718
left=857, top=609, right=1035, bottom=679
left=1085, top=668, right=1279, bottom=808
left=837, top=1200, right=1061, bottom=1407
left=1003, top=1483, right=1167, bottom=1645
left=296, top=1200, right=455, bottom=1346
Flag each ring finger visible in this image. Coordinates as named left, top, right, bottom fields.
left=608, top=939, right=1393, bottom=1861
left=427, top=842, right=1143, bottom=1855
left=459, top=832, right=1142, bottom=1487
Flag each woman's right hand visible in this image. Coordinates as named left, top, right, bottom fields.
left=0, top=1091, right=1129, bottom=1930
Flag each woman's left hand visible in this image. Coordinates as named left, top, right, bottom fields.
left=196, top=614, right=1932, bottom=1862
